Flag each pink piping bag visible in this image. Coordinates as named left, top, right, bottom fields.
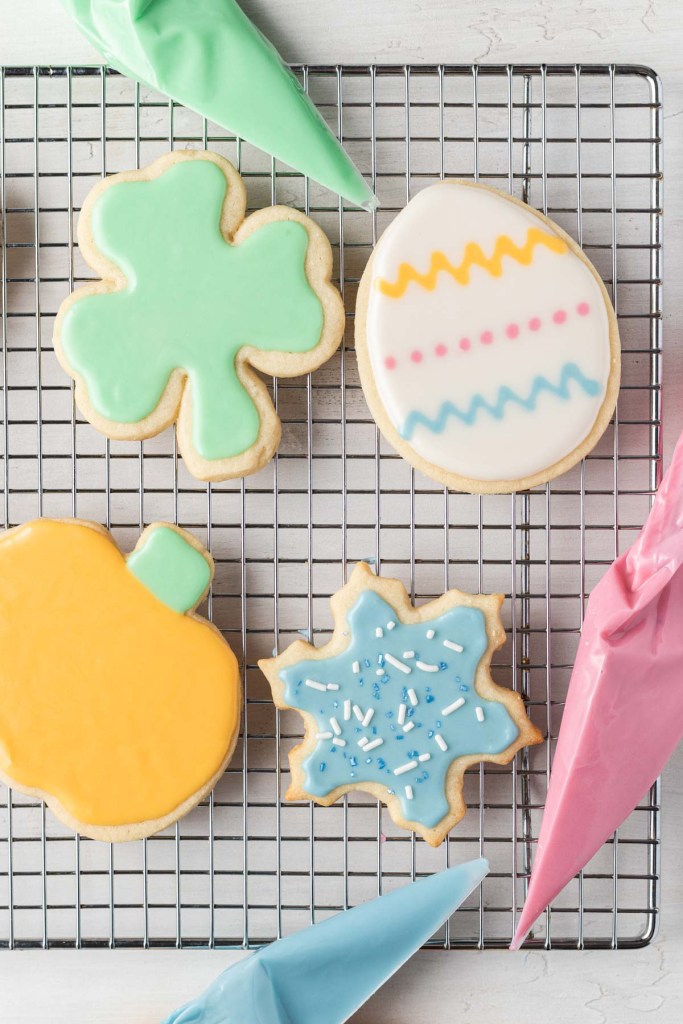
left=512, top=432, right=682, bottom=949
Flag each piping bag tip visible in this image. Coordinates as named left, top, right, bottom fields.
left=161, top=858, right=490, bottom=1024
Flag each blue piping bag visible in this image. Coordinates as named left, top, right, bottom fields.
left=162, top=858, right=489, bottom=1023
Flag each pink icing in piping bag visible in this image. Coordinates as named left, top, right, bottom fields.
left=511, top=431, right=683, bottom=950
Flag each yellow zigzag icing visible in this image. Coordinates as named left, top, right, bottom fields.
left=377, top=227, right=568, bottom=298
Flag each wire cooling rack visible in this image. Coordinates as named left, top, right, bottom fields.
left=0, top=63, right=662, bottom=950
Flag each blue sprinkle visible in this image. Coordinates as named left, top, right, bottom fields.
left=425, top=694, right=435, bottom=703
left=381, top=674, right=390, bottom=683
left=439, top=662, right=447, bottom=671
left=358, top=678, right=365, bottom=687
left=455, top=676, right=462, bottom=684
left=459, top=684, right=470, bottom=692
left=378, top=654, right=385, bottom=666
left=365, top=757, right=373, bottom=765
left=390, top=724, right=397, bottom=732
left=436, top=719, right=442, bottom=728
left=408, top=749, right=419, bottom=759
left=416, top=775, right=425, bottom=784
left=385, top=711, right=394, bottom=719
left=428, top=729, right=435, bottom=739
left=364, top=659, right=371, bottom=668
left=372, top=725, right=378, bottom=735
left=319, top=762, right=327, bottom=772
left=377, top=758, right=386, bottom=770
left=426, top=687, right=432, bottom=693
left=395, top=734, right=404, bottom=740
left=421, top=770, right=429, bottom=780
left=350, top=757, right=358, bottom=768
left=333, top=700, right=339, bottom=709
left=407, top=706, right=415, bottom=718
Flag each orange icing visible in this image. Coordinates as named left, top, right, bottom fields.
left=376, top=226, right=568, bottom=298
left=0, top=520, right=240, bottom=828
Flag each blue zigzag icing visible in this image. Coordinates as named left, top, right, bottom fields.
left=400, top=362, right=602, bottom=440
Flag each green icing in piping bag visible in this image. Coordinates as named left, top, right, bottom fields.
left=59, top=0, right=378, bottom=211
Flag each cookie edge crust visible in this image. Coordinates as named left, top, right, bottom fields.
left=259, top=562, right=543, bottom=848
left=0, top=518, right=242, bottom=842
left=355, top=179, right=621, bottom=494
left=53, top=149, right=345, bottom=483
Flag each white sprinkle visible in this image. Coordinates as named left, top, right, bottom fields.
left=305, top=679, right=326, bottom=691
left=326, top=683, right=340, bottom=691
left=329, top=717, right=342, bottom=736
left=358, top=737, right=369, bottom=748
left=403, top=721, right=415, bottom=733
left=394, top=760, right=419, bottom=776
left=364, top=737, right=384, bottom=752
left=375, top=627, right=384, bottom=639
left=353, top=704, right=364, bottom=722
left=332, top=737, right=346, bottom=747
left=418, top=753, right=431, bottom=762
left=403, top=650, right=416, bottom=659
left=416, top=661, right=439, bottom=672
left=443, top=639, right=464, bottom=653
left=426, top=629, right=435, bottom=640
left=343, top=699, right=352, bottom=721
left=384, top=653, right=412, bottom=675
left=352, top=660, right=360, bottom=674
left=407, top=688, right=418, bottom=706
left=476, top=706, right=485, bottom=723
left=435, top=734, right=448, bottom=752
left=316, top=731, right=333, bottom=740
left=362, top=708, right=375, bottom=727
left=405, top=785, right=414, bottom=800
left=376, top=668, right=385, bottom=676
left=442, top=697, right=466, bottom=716
left=397, top=703, right=407, bottom=726
left=386, top=620, right=396, bottom=631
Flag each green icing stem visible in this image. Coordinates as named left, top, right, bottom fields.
left=127, top=527, right=211, bottom=614
left=60, top=0, right=377, bottom=210
left=61, top=159, right=325, bottom=462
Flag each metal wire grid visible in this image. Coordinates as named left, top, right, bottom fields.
left=0, top=63, right=662, bottom=951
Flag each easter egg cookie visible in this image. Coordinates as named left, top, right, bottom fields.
left=356, top=181, right=620, bottom=493
left=0, top=519, right=241, bottom=842
left=259, top=563, right=542, bottom=847
left=54, top=150, right=345, bottom=482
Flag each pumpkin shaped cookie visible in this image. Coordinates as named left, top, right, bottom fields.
left=0, top=519, right=241, bottom=841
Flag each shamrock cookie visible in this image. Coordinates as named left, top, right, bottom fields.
left=54, top=150, right=345, bottom=481
left=259, top=563, right=542, bottom=846
left=0, top=519, right=241, bottom=841
left=356, top=181, right=621, bottom=493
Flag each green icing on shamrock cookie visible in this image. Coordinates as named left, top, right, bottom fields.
left=60, top=158, right=325, bottom=462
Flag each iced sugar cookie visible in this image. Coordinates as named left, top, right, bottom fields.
left=54, top=150, right=345, bottom=482
left=0, top=519, right=241, bottom=841
left=259, top=564, right=541, bottom=847
left=356, top=181, right=620, bottom=493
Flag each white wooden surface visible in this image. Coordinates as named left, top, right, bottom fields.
left=1, top=2, right=682, bottom=1021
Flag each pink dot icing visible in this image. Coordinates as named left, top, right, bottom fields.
left=480, top=330, right=493, bottom=345
left=553, top=309, right=567, bottom=324
left=385, top=356, right=397, bottom=370
left=435, top=343, right=448, bottom=357
left=459, top=337, right=471, bottom=352
left=410, top=350, right=423, bottom=363
left=529, top=317, right=541, bottom=331
left=506, top=323, right=519, bottom=339
left=577, top=302, right=590, bottom=316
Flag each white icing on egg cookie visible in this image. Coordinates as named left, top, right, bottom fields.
left=356, top=182, right=620, bottom=492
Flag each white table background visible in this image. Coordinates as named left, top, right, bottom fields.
left=0, top=2, right=681, bottom=1021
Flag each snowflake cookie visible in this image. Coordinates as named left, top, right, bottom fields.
left=54, top=150, right=345, bottom=481
left=259, top=563, right=542, bottom=846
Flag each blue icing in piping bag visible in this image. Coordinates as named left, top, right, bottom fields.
left=59, top=0, right=378, bottom=211
left=162, top=858, right=489, bottom=1023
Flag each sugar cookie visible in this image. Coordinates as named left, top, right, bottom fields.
left=54, top=150, right=345, bottom=482
left=0, top=519, right=241, bottom=841
left=260, top=563, right=542, bottom=846
left=356, top=181, right=620, bottom=493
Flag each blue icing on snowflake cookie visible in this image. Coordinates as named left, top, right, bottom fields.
left=261, top=564, right=541, bottom=846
